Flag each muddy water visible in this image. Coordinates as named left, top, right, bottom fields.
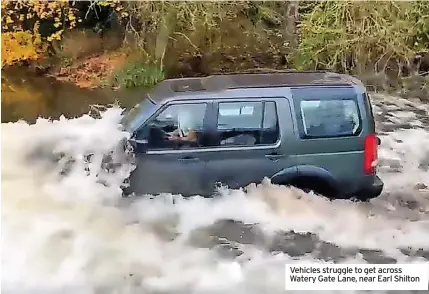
left=1, top=68, right=143, bottom=123
left=1, top=70, right=429, bottom=294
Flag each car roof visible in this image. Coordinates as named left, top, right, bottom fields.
left=147, top=70, right=364, bottom=104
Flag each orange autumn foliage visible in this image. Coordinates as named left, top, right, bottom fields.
left=1, top=29, right=46, bottom=66
left=1, top=0, right=126, bottom=66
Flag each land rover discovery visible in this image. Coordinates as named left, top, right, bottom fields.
left=121, top=71, right=384, bottom=200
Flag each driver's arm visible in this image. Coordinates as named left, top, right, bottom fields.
left=168, top=129, right=198, bottom=142
left=168, top=128, right=181, bottom=137
left=183, top=129, right=197, bottom=142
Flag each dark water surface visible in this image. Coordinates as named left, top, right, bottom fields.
left=1, top=68, right=143, bottom=123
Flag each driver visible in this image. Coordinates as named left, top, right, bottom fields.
left=167, top=108, right=198, bottom=143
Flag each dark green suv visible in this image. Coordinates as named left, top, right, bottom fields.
left=122, top=71, right=383, bottom=200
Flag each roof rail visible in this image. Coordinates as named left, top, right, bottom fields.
left=151, top=70, right=353, bottom=96
left=153, top=75, right=236, bottom=94
left=217, top=69, right=328, bottom=75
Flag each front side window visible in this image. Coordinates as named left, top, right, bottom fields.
left=300, top=99, right=361, bottom=138
left=136, top=103, right=207, bottom=150
left=216, top=101, right=280, bottom=147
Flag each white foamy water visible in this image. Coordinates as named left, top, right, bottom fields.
left=2, top=94, right=429, bottom=294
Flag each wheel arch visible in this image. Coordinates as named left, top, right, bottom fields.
left=271, top=165, right=341, bottom=197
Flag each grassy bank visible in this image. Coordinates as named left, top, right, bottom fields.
left=1, top=1, right=429, bottom=96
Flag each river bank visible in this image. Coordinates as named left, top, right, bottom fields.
left=2, top=62, right=429, bottom=125
left=2, top=40, right=429, bottom=124
left=2, top=1, right=429, bottom=94
left=3, top=28, right=429, bottom=105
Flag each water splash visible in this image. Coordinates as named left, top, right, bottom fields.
left=2, top=94, right=429, bottom=294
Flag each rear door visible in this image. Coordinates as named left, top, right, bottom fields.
left=203, top=97, right=297, bottom=192
left=291, top=86, right=367, bottom=194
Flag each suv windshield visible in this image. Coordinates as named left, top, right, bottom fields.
left=121, top=99, right=156, bottom=132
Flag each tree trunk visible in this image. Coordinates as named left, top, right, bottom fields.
left=284, top=1, right=299, bottom=50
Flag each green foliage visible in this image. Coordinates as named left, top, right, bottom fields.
left=121, top=1, right=286, bottom=67
left=5, top=0, right=429, bottom=89
left=294, top=1, right=429, bottom=74
left=110, top=60, right=165, bottom=89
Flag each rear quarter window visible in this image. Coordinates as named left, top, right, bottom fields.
left=363, top=93, right=374, bottom=118
left=299, top=99, right=362, bottom=138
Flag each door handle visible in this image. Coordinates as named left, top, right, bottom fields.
left=265, top=153, right=284, bottom=161
left=178, top=156, right=199, bottom=162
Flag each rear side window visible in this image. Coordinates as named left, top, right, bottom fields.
left=216, top=101, right=280, bottom=146
left=300, top=99, right=361, bottom=138
left=218, top=101, right=263, bottom=130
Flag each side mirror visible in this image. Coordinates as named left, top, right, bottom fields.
left=129, top=138, right=149, bottom=153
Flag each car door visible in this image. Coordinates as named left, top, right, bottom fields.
left=128, top=100, right=212, bottom=197
left=204, top=97, right=297, bottom=192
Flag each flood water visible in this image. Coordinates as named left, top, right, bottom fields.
left=1, top=68, right=143, bottom=123
left=1, top=69, right=429, bottom=294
